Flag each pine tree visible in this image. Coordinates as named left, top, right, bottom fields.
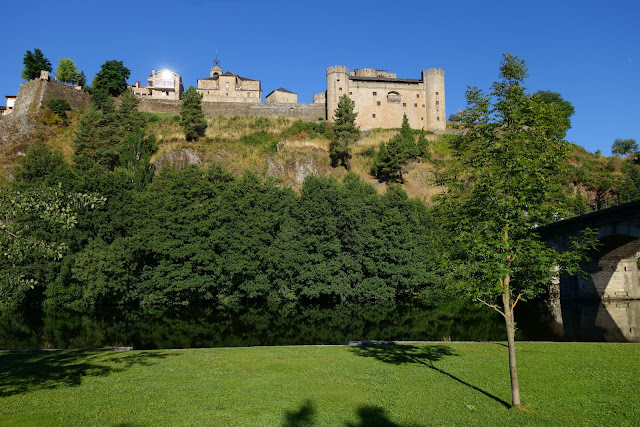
left=180, top=86, right=207, bottom=141
left=21, top=48, right=52, bottom=80
left=330, top=95, right=359, bottom=170
left=417, top=129, right=430, bottom=160
left=399, top=113, right=419, bottom=159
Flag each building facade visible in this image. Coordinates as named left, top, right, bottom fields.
left=130, top=69, right=183, bottom=100
left=265, top=88, right=297, bottom=104
left=197, top=63, right=261, bottom=103
left=325, top=66, right=445, bottom=131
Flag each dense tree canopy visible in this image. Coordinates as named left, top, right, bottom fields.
left=612, top=138, right=638, bottom=157
left=92, top=60, right=131, bottom=96
left=55, top=58, right=82, bottom=85
left=21, top=48, right=52, bottom=80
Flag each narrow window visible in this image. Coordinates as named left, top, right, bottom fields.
left=349, top=91, right=352, bottom=95
left=436, top=101, right=439, bottom=105
left=402, top=102, right=406, bottom=107
left=337, top=78, right=340, bottom=82
left=373, top=91, right=377, bottom=96
left=352, top=101, right=355, bottom=106
left=421, top=117, right=424, bottom=121
left=416, top=94, right=420, bottom=98
left=414, top=103, right=417, bottom=107
left=437, top=117, right=440, bottom=121
left=339, top=87, right=342, bottom=91
left=377, top=101, right=381, bottom=106
left=435, top=91, right=439, bottom=95
left=422, top=104, right=425, bottom=107
left=372, top=114, right=376, bottom=118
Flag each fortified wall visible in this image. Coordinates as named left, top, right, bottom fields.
left=12, top=77, right=91, bottom=116
left=136, top=98, right=326, bottom=121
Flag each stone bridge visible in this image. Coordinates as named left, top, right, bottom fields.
left=538, top=200, right=640, bottom=300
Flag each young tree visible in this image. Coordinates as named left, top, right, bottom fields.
left=55, top=58, right=80, bottom=84
left=92, top=60, right=131, bottom=96
left=417, top=129, right=430, bottom=160
left=180, top=86, right=207, bottom=141
left=437, top=54, right=597, bottom=409
left=612, top=138, right=639, bottom=157
left=21, top=48, right=52, bottom=80
left=330, top=94, right=359, bottom=170
left=532, top=90, right=575, bottom=134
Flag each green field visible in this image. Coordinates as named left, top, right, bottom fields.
left=1, top=343, right=638, bottom=426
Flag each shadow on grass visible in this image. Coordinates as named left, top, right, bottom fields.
left=282, top=400, right=421, bottom=427
left=351, top=343, right=510, bottom=409
left=0, top=349, right=173, bottom=397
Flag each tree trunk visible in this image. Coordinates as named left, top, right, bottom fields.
left=502, top=286, right=522, bottom=409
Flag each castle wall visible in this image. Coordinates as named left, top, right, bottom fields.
left=136, top=98, right=325, bottom=121
left=12, top=79, right=91, bottom=116
left=325, top=65, right=445, bottom=131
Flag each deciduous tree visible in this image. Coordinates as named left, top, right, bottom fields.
left=92, top=60, right=131, bottom=96
left=55, top=58, right=81, bottom=85
left=612, top=138, right=638, bottom=157
left=437, top=54, right=597, bottom=409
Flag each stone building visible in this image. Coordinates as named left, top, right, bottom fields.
left=130, top=69, right=183, bottom=100
left=1, top=95, right=16, bottom=115
left=265, top=88, right=297, bottom=104
left=325, top=66, right=445, bottom=131
left=197, top=62, right=261, bottom=103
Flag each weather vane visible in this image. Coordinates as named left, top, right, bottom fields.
left=214, top=51, right=220, bottom=67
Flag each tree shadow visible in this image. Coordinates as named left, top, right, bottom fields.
left=0, top=349, right=173, bottom=397
left=350, top=343, right=510, bottom=409
left=346, top=405, right=422, bottom=427
left=282, top=399, right=316, bottom=427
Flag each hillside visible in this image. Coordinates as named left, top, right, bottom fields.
left=0, top=107, right=632, bottom=209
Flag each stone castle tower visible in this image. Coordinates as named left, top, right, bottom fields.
left=325, top=65, right=445, bottom=131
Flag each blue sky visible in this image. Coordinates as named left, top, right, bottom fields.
left=2, top=0, right=637, bottom=154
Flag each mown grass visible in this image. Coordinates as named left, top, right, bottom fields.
left=0, top=343, right=638, bottom=426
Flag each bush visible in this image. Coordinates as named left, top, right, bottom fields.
left=47, top=98, right=71, bottom=117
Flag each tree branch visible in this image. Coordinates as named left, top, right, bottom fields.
left=511, top=293, right=522, bottom=310
left=477, top=297, right=506, bottom=319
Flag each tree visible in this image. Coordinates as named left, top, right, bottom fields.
left=611, top=138, right=638, bottom=157
left=180, top=86, right=207, bottom=141
left=532, top=90, right=575, bottom=135
left=21, top=48, right=52, bottom=80
left=372, top=114, right=416, bottom=182
left=55, top=58, right=81, bottom=85
left=92, top=60, right=131, bottom=96
left=330, top=94, right=359, bottom=170
left=417, top=129, right=430, bottom=160
left=437, top=54, right=597, bottom=409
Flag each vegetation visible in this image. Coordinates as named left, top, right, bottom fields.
left=372, top=114, right=420, bottom=183
left=92, top=60, right=131, bottom=96
left=612, top=138, right=639, bottom=157
left=436, top=54, right=598, bottom=408
left=54, top=58, right=83, bottom=85
left=329, top=94, right=359, bottom=170
left=0, top=343, right=638, bottom=425
left=180, top=86, right=207, bottom=141
left=21, top=48, right=52, bottom=80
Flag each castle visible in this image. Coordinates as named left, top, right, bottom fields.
left=323, top=66, right=446, bottom=131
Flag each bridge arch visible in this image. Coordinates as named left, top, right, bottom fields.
left=539, top=200, right=640, bottom=300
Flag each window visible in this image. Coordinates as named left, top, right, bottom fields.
left=352, top=101, right=355, bottom=106
left=387, top=91, right=401, bottom=104
left=414, top=103, right=417, bottom=107
left=436, top=101, right=439, bottom=105
left=435, top=91, right=439, bottom=95
left=422, top=104, right=425, bottom=107
left=339, top=87, right=342, bottom=91
left=376, top=101, right=381, bottom=106
left=337, top=78, right=340, bottom=82
left=349, top=91, right=352, bottom=95
left=416, top=94, right=420, bottom=98
left=372, top=114, right=376, bottom=118
left=437, top=117, right=440, bottom=121
left=373, top=91, right=377, bottom=96
left=402, top=103, right=406, bottom=107
left=421, top=117, right=424, bottom=121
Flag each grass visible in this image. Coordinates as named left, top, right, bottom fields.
left=0, top=343, right=638, bottom=426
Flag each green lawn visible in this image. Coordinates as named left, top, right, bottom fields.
left=1, top=343, right=638, bottom=426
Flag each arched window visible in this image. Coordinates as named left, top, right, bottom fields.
left=387, top=91, right=401, bottom=104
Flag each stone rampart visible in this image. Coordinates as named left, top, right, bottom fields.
left=12, top=79, right=91, bottom=116
left=136, top=98, right=326, bottom=121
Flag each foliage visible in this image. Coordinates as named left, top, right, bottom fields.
left=618, top=160, right=640, bottom=203
left=21, top=48, right=52, bottom=80
left=54, top=58, right=82, bottom=85
left=532, top=90, right=575, bottom=134
left=330, top=94, right=359, bottom=170
left=372, top=114, right=418, bottom=183
left=436, top=54, right=598, bottom=408
left=46, top=98, right=71, bottom=124
left=92, top=60, right=131, bottom=96
left=611, top=138, right=639, bottom=157
left=180, top=86, right=207, bottom=141
left=448, top=113, right=461, bottom=122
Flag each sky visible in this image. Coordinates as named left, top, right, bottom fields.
left=1, top=0, right=638, bottom=154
